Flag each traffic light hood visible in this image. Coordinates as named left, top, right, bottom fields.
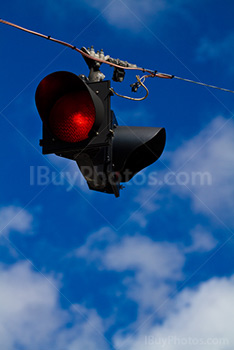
left=113, top=126, right=166, bottom=182
left=35, top=71, right=104, bottom=141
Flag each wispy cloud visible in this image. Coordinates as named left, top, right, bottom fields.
left=133, top=116, right=234, bottom=229
left=196, top=33, right=234, bottom=72
left=184, top=225, right=218, bottom=254
left=0, top=205, right=33, bottom=237
left=42, top=0, right=193, bottom=31
left=85, top=0, right=167, bottom=30
left=0, top=261, right=108, bottom=350
left=75, top=227, right=185, bottom=321
left=74, top=224, right=231, bottom=349
left=115, top=275, right=234, bottom=349
left=168, top=116, right=234, bottom=226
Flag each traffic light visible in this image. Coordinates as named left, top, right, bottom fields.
left=35, top=71, right=166, bottom=197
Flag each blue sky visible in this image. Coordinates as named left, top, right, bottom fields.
left=1, top=0, right=234, bottom=349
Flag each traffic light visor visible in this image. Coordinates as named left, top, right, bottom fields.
left=35, top=71, right=104, bottom=142
left=113, top=126, right=166, bottom=182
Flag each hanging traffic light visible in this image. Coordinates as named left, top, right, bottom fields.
left=35, top=71, right=166, bottom=197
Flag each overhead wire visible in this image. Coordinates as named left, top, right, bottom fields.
left=173, top=75, right=234, bottom=94
left=1, top=18, right=234, bottom=95
left=0, top=19, right=153, bottom=74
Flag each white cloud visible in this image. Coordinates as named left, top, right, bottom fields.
left=76, top=228, right=185, bottom=318
left=185, top=225, right=218, bottom=253
left=114, top=276, right=234, bottom=350
left=168, top=116, right=234, bottom=225
left=74, top=226, right=229, bottom=349
left=132, top=186, right=162, bottom=227
left=0, top=206, right=33, bottom=237
left=0, top=261, right=64, bottom=349
left=84, top=0, right=204, bottom=31
left=102, top=235, right=183, bottom=279
left=58, top=305, right=108, bottom=350
left=128, top=115, right=234, bottom=234
left=76, top=227, right=117, bottom=262
left=0, top=261, right=108, bottom=350
left=43, top=0, right=193, bottom=31
left=104, top=235, right=185, bottom=316
left=86, top=0, right=167, bottom=30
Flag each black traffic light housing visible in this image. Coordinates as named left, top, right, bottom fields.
left=35, top=71, right=166, bottom=197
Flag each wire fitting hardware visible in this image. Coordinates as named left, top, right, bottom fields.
left=110, top=75, right=149, bottom=101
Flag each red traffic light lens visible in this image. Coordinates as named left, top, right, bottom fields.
left=49, top=91, right=95, bottom=143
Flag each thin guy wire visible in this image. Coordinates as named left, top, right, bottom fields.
left=174, top=75, right=234, bottom=94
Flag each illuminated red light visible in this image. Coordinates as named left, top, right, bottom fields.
left=49, top=91, right=96, bottom=143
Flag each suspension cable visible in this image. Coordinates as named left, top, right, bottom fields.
left=1, top=18, right=234, bottom=95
